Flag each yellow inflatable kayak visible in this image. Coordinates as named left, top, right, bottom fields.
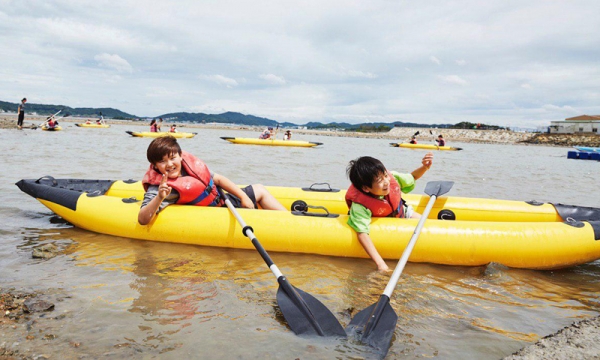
left=75, top=123, right=110, bottom=128
left=390, top=143, right=463, bottom=151
left=17, top=177, right=600, bottom=269
left=221, top=137, right=322, bottom=147
left=126, top=131, right=197, bottom=139
left=41, top=126, right=63, bottom=131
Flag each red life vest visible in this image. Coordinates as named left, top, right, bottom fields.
left=150, top=123, right=158, bottom=132
left=142, top=151, right=223, bottom=207
left=345, top=171, right=404, bottom=218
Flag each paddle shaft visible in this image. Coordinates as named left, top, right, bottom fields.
left=40, top=110, right=62, bottom=127
left=217, top=187, right=331, bottom=336
left=383, top=192, right=439, bottom=297
left=220, top=193, right=282, bottom=278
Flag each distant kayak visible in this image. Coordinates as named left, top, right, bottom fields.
left=41, top=126, right=62, bottom=131
left=390, top=143, right=463, bottom=151
left=221, top=137, right=322, bottom=147
left=75, top=123, right=110, bottom=128
left=574, top=146, right=600, bottom=153
left=126, top=131, right=197, bottom=139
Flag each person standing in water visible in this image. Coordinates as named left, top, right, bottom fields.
left=17, top=98, right=27, bottom=129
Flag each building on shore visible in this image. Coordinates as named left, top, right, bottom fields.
left=549, top=115, right=600, bottom=134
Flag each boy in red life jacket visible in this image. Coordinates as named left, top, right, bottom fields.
left=345, top=153, right=433, bottom=271
left=138, top=136, right=286, bottom=225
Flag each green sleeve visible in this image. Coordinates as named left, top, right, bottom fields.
left=392, top=171, right=416, bottom=193
left=347, top=202, right=372, bottom=234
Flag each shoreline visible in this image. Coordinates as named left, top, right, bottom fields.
left=3, top=114, right=599, bottom=147
left=1, top=286, right=598, bottom=358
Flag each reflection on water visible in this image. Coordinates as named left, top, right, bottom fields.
left=1, top=126, right=599, bottom=358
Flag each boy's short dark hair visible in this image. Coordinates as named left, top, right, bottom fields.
left=146, top=136, right=181, bottom=164
left=346, top=156, right=387, bottom=191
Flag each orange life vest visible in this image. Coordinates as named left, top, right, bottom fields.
left=142, top=151, right=222, bottom=206
left=345, top=171, right=404, bottom=218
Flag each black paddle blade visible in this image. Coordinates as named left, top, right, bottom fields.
left=276, top=280, right=346, bottom=337
left=414, top=131, right=420, bottom=136
left=346, top=299, right=398, bottom=357
left=424, top=181, right=454, bottom=198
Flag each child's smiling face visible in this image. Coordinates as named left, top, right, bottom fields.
left=362, top=171, right=390, bottom=196
left=154, top=152, right=182, bottom=179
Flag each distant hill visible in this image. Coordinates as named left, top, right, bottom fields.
left=157, top=111, right=298, bottom=127
left=0, top=100, right=137, bottom=120
left=2, top=99, right=487, bottom=130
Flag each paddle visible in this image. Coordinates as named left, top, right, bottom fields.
left=430, top=129, right=440, bottom=150
left=216, top=187, right=346, bottom=337
left=346, top=180, right=454, bottom=356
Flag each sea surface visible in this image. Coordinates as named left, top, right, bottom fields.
left=1, top=124, right=599, bottom=359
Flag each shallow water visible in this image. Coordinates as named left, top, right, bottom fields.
left=1, top=123, right=599, bottom=359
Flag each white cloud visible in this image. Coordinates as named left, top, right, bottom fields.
left=94, top=53, right=133, bottom=73
left=542, top=104, right=578, bottom=114
left=202, top=75, right=239, bottom=88
left=0, top=0, right=599, bottom=127
left=260, top=73, right=287, bottom=85
left=439, top=75, right=468, bottom=86
left=346, top=70, right=377, bottom=79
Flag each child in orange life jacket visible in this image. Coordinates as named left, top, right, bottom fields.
left=138, top=136, right=286, bottom=225
left=345, top=153, right=433, bottom=271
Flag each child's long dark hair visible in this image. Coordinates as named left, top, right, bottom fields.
left=346, top=156, right=387, bottom=191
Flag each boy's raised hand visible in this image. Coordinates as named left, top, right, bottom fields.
left=158, top=174, right=172, bottom=200
left=422, top=152, right=433, bottom=169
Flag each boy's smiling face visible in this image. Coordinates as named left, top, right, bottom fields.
left=154, top=152, right=182, bottom=179
left=362, top=171, right=390, bottom=197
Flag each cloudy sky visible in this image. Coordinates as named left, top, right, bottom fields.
left=1, top=0, right=599, bottom=127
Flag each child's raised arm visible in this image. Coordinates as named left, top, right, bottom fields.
left=411, top=152, right=433, bottom=180
left=138, top=174, right=172, bottom=225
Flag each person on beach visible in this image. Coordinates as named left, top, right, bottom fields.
left=150, top=119, right=158, bottom=132
left=138, top=136, right=286, bottom=225
left=17, top=98, right=26, bottom=129
left=259, top=127, right=273, bottom=139
left=157, top=118, right=163, bottom=132
left=345, top=153, right=433, bottom=271
left=283, top=130, right=292, bottom=140
left=435, top=135, right=445, bottom=147
left=169, top=124, right=177, bottom=133
left=409, top=135, right=417, bottom=144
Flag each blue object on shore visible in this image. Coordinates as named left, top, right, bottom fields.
left=568, top=151, right=600, bottom=161
left=567, top=151, right=579, bottom=159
